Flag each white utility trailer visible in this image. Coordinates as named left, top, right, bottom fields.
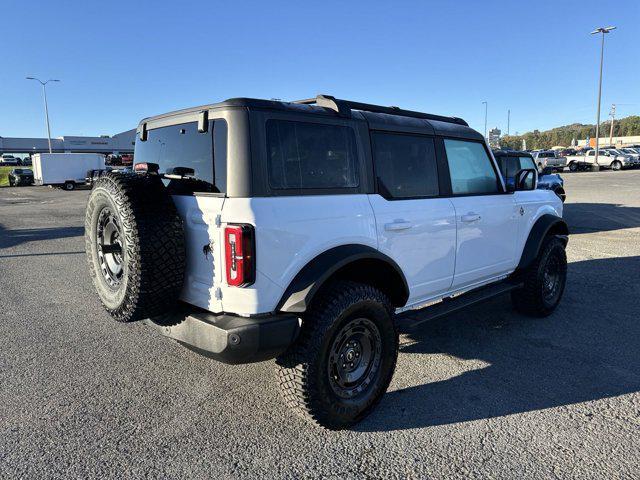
left=31, top=153, right=105, bottom=190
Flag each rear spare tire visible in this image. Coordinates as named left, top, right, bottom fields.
left=85, top=172, right=185, bottom=322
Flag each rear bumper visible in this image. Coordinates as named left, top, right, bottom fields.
left=143, top=310, right=300, bottom=364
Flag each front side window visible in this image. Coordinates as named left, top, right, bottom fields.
left=372, top=132, right=439, bottom=198
left=444, top=139, right=500, bottom=195
left=266, top=120, right=359, bottom=190
left=134, top=120, right=227, bottom=194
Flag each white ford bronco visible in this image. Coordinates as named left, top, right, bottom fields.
left=85, top=95, right=568, bottom=429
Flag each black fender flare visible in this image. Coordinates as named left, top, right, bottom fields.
left=276, top=244, right=409, bottom=313
left=517, top=214, right=569, bottom=271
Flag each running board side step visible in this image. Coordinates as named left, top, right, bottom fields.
left=397, top=281, right=522, bottom=329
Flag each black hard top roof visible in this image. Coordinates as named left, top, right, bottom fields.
left=139, top=95, right=481, bottom=140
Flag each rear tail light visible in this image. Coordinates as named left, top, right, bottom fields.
left=224, top=224, right=255, bottom=287
left=133, top=162, right=159, bottom=174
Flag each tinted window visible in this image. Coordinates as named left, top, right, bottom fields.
left=518, top=156, right=536, bottom=171
left=134, top=120, right=227, bottom=194
left=444, top=139, right=499, bottom=195
left=266, top=120, right=359, bottom=190
left=372, top=132, right=439, bottom=198
left=496, top=156, right=536, bottom=181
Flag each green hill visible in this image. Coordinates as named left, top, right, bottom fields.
left=500, top=115, right=640, bottom=150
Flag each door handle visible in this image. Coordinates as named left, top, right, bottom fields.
left=461, top=213, right=481, bottom=223
left=384, top=221, right=414, bottom=231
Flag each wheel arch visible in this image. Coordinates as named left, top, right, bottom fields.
left=516, top=214, right=569, bottom=271
left=276, top=244, right=410, bottom=313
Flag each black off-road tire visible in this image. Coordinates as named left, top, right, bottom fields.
left=511, top=236, right=567, bottom=317
left=276, top=281, right=398, bottom=430
left=85, top=172, right=185, bottom=322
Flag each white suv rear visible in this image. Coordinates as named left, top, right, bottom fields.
left=85, top=95, right=568, bottom=429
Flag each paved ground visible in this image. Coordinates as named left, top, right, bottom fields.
left=1, top=173, right=639, bottom=479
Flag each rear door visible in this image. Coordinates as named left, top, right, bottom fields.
left=133, top=118, right=229, bottom=313
left=368, top=131, right=457, bottom=304
left=442, top=139, right=520, bottom=289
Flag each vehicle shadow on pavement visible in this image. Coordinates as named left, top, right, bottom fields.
left=564, top=203, right=640, bottom=233
left=358, top=255, right=640, bottom=432
left=0, top=224, right=84, bottom=249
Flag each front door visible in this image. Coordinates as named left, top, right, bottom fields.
left=442, top=139, right=519, bottom=289
left=368, top=132, right=457, bottom=305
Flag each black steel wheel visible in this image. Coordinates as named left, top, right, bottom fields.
left=328, top=317, right=382, bottom=399
left=277, top=281, right=398, bottom=430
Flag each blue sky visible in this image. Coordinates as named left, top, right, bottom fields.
left=1, top=0, right=638, bottom=139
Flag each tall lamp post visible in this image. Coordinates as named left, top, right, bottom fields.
left=482, top=101, right=488, bottom=140
left=590, top=26, right=616, bottom=171
left=26, top=77, right=60, bottom=154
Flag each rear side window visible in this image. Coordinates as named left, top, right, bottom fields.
left=444, top=139, right=500, bottom=195
left=372, top=132, right=439, bottom=198
left=134, top=120, right=227, bottom=194
left=266, top=120, right=359, bottom=190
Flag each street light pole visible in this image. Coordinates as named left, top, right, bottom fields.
left=507, top=109, right=510, bottom=136
left=26, top=77, right=60, bottom=154
left=482, top=101, right=488, bottom=140
left=590, top=26, right=616, bottom=171
left=608, top=104, right=616, bottom=147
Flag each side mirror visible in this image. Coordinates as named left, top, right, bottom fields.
left=541, top=166, right=553, bottom=176
left=515, top=168, right=537, bottom=191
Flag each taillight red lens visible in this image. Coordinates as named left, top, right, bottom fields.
left=224, top=224, right=255, bottom=287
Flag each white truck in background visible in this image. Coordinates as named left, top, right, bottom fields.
left=532, top=151, right=567, bottom=172
left=32, top=153, right=105, bottom=190
left=565, top=149, right=640, bottom=172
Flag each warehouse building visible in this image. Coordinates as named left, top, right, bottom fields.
left=0, top=129, right=136, bottom=156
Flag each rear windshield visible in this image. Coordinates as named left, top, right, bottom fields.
left=134, top=120, right=227, bottom=194
left=266, top=120, right=359, bottom=190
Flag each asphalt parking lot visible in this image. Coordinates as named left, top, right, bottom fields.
left=1, top=172, right=639, bottom=479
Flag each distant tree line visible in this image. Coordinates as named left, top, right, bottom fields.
left=499, top=115, right=640, bottom=150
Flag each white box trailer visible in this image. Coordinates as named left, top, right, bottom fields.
left=32, top=153, right=105, bottom=190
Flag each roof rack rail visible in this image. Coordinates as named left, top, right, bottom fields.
left=292, top=94, right=468, bottom=127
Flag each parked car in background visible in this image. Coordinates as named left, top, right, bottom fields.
left=8, top=168, right=34, bottom=186
left=559, top=148, right=577, bottom=157
left=532, top=150, right=567, bottom=172
left=21, top=157, right=32, bottom=166
left=565, top=149, right=639, bottom=171
left=0, top=155, right=20, bottom=166
left=621, top=148, right=640, bottom=160
left=493, top=150, right=566, bottom=202
left=614, top=148, right=640, bottom=162
left=603, top=149, right=640, bottom=170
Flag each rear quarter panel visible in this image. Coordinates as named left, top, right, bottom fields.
left=220, top=195, right=378, bottom=315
